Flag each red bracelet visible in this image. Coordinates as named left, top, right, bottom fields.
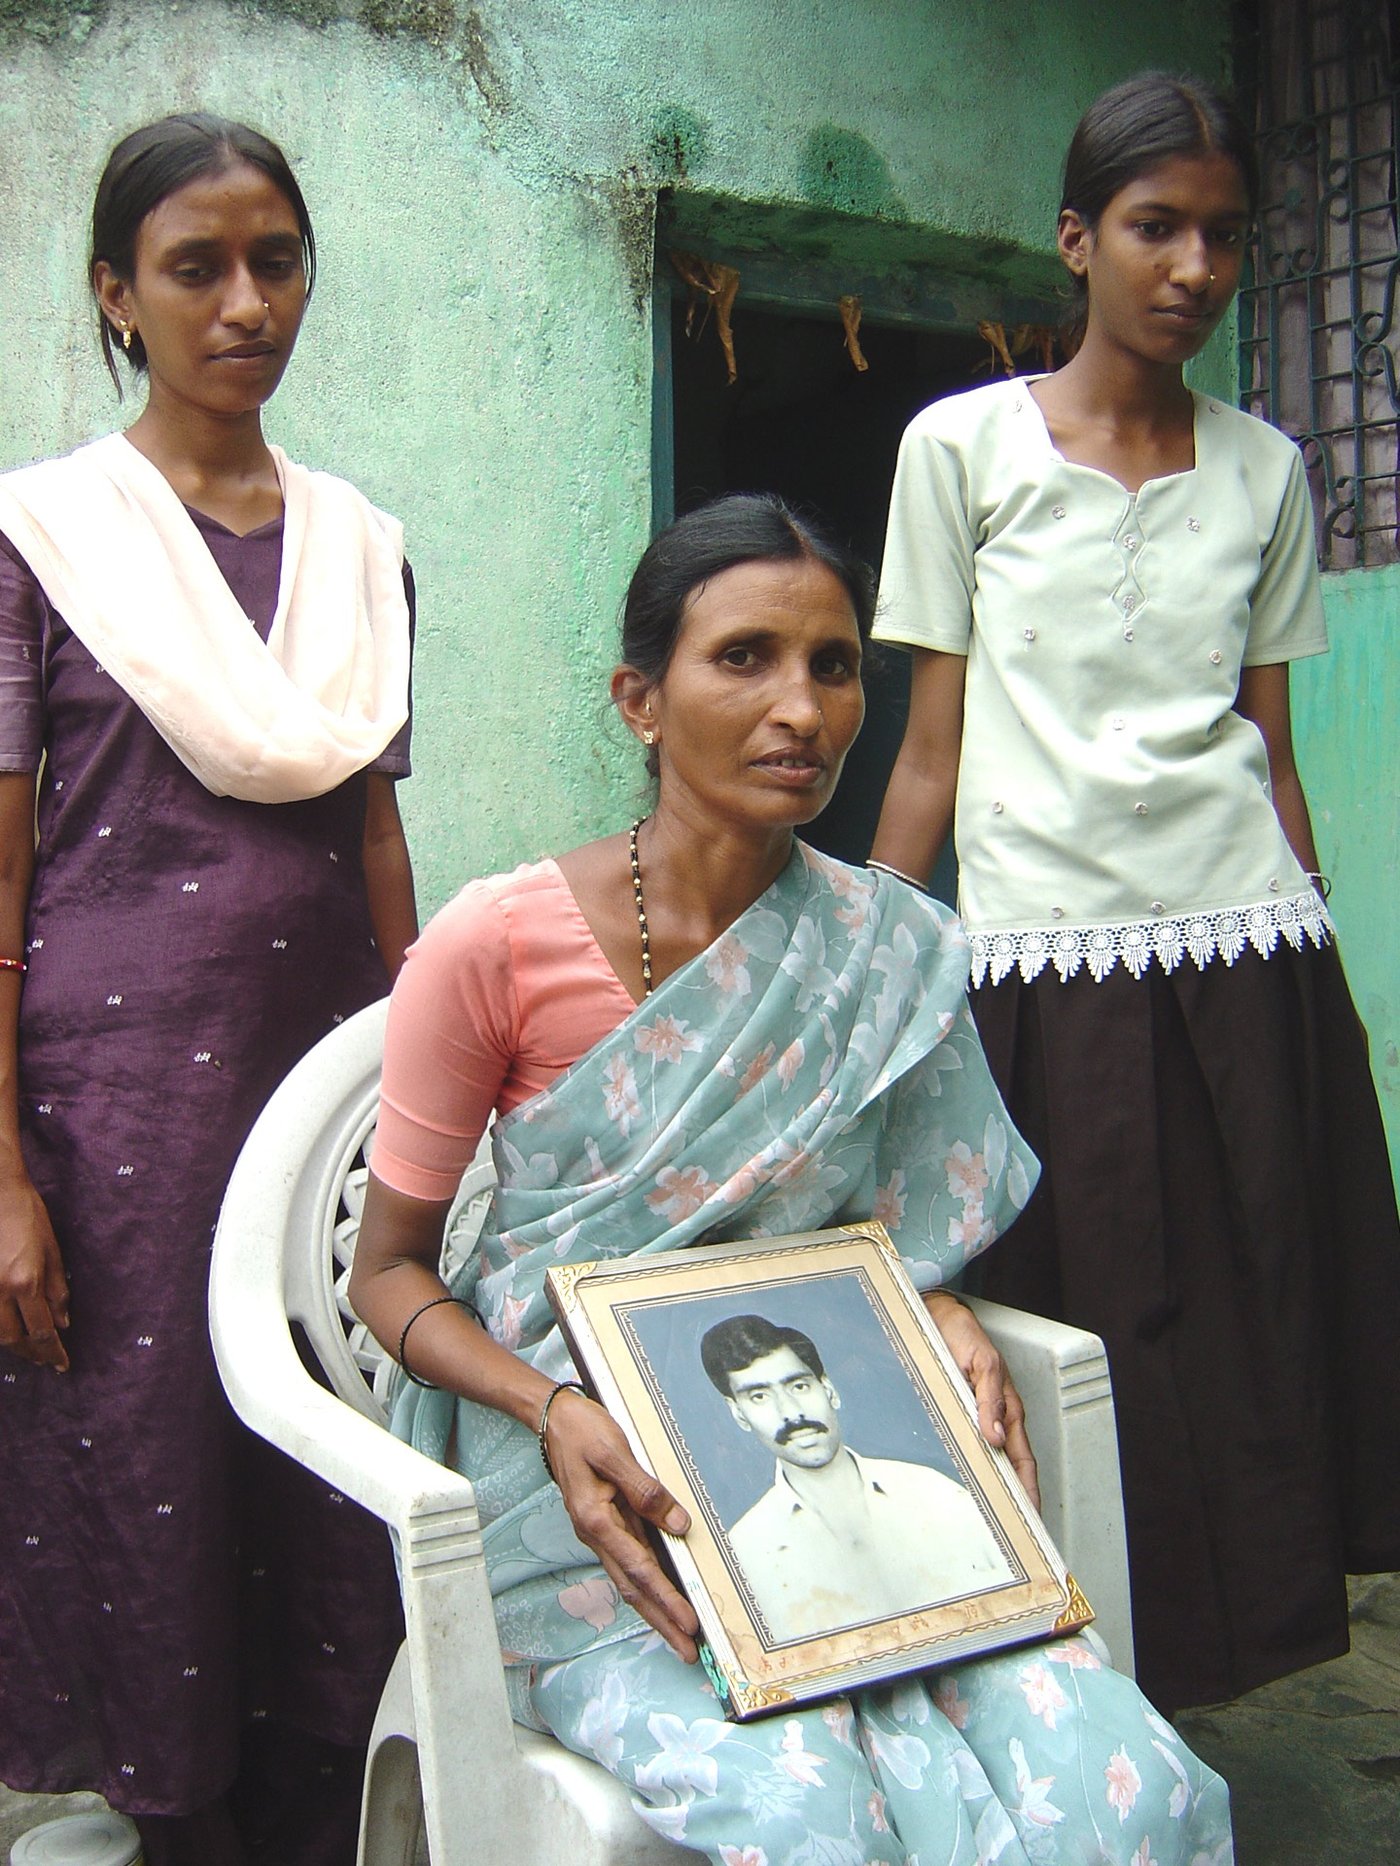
left=0, top=956, right=26, bottom=974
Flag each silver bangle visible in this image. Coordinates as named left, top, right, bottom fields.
left=868, top=858, right=930, bottom=894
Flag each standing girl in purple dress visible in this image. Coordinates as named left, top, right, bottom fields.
left=0, top=116, right=417, bottom=1865
left=870, top=71, right=1400, bottom=1715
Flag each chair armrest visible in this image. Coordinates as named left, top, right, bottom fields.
left=963, top=1295, right=1135, bottom=1673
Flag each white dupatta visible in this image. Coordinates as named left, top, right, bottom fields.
left=0, top=433, right=411, bottom=803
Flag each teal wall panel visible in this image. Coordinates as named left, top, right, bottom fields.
left=1294, top=564, right=1400, bottom=1178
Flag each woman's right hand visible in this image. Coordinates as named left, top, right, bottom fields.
left=544, top=1386, right=700, bottom=1662
left=0, top=1174, right=70, bottom=1370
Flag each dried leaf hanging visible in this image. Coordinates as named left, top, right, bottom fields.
left=669, top=250, right=742, bottom=384
left=838, top=294, right=869, bottom=372
left=977, top=320, right=1018, bottom=378
left=977, top=319, right=1061, bottom=378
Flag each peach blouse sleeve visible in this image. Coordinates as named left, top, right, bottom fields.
left=371, top=861, right=634, bottom=1202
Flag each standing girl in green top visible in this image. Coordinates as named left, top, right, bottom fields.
left=870, top=70, right=1400, bottom=1713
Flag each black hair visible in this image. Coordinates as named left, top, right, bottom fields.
left=90, top=113, right=316, bottom=393
left=1060, top=71, right=1258, bottom=347
left=700, top=1313, right=825, bottom=1395
left=621, top=493, right=875, bottom=772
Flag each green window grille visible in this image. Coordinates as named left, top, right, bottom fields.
left=1237, top=0, right=1399, bottom=566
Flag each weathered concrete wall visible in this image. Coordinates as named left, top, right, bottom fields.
left=0, top=0, right=1230, bottom=907
left=1294, top=566, right=1400, bottom=1176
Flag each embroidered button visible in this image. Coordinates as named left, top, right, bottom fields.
left=1151, top=901, right=1166, bottom=914
left=1124, top=534, right=1139, bottom=550
left=1050, top=906, right=1064, bottom=919
left=1209, top=649, right=1222, bottom=664
left=1123, top=594, right=1136, bottom=614
left=992, top=801, right=1004, bottom=814
left=1052, top=504, right=1066, bottom=519
left=1187, top=517, right=1200, bottom=532
left=1134, top=802, right=1149, bottom=815
left=1123, top=628, right=1135, bottom=642
left=1023, top=627, right=1036, bottom=641
left=1268, top=877, right=1280, bottom=892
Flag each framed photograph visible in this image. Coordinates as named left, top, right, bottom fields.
left=545, top=1223, right=1093, bottom=1720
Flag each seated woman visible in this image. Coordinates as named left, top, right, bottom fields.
left=349, top=495, right=1233, bottom=1866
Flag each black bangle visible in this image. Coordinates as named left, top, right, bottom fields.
left=1307, top=871, right=1333, bottom=901
left=538, top=1380, right=589, bottom=1481
left=397, top=1294, right=461, bottom=1388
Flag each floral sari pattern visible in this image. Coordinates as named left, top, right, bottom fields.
left=390, top=845, right=1232, bottom=1862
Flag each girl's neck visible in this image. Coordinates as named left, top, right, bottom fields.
left=122, top=403, right=283, bottom=533
left=1032, top=338, right=1197, bottom=494
left=1049, top=332, right=1193, bottom=428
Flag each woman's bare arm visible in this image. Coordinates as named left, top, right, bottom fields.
left=350, top=1171, right=698, bottom=1658
left=1235, top=662, right=1321, bottom=877
left=362, top=774, right=418, bottom=982
left=869, top=648, right=968, bottom=881
left=0, top=771, right=69, bottom=1370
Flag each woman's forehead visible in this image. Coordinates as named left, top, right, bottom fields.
left=677, top=556, right=858, bottom=636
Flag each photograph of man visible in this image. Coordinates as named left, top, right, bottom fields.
left=701, top=1313, right=1014, bottom=1642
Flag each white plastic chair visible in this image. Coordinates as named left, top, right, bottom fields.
left=209, top=998, right=1133, bottom=1866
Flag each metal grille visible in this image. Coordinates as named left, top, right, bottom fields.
left=1237, top=0, right=1399, bottom=567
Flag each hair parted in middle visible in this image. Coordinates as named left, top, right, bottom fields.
left=89, top=111, right=316, bottom=393
left=618, top=492, right=876, bottom=777
left=1058, top=70, right=1257, bottom=350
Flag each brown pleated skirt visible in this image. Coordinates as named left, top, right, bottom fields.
left=971, top=937, right=1400, bottom=1711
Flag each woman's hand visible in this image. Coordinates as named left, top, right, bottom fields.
left=544, top=1386, right=701, bottom=1662
left=924, top=1290, right=1039, bottom=1511
left=0, top=1173, right=70, bottom=1371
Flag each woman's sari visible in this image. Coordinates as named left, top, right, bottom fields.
left=388, top=845, right=1234, bottom=1865
left=392, top=844, right=1037, bottom=1666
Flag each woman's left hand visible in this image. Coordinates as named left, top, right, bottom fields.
left=924, top=1290, right=1040, bottom=1512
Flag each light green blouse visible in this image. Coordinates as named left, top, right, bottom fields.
left=874, top=379, right=1333, bottom=984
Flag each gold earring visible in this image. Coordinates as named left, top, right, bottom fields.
left=1209, top=273, right=1216, bottom=283
left=643, top=729, right=656, bottom=747
left=121, top=324, right=132, bottom=352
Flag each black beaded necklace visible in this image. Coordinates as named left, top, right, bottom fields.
left=628, top=817, right=653, bottom=997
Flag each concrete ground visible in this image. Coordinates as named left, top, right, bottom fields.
left=1175, top=1574, right=1400, bottom=1866
left=5, top=1578, right=1398, bottom=1862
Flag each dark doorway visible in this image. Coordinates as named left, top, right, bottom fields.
left=667, top=295, right=987, bottom=890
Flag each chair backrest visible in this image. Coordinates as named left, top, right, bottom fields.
left=248, top=997, right=497, bottom=1422
left=212, top=1000, right=629, bottom=1866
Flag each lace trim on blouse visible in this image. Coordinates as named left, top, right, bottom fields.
left=969, top=886, right=1333, bottom=987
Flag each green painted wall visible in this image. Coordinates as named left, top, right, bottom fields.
left=1294, top=565, right=1400, bottom=1177
left=0, top=0, right=1231, bottom=908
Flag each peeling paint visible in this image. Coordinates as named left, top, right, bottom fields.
left=593, top=166, right=656, bottom=316
left=461, top=4, right=509, bottom=114
left=361, top=0, right=453, bottom=46
left=647, top=104, right=709, bottom=183
left=0, top=0, right=103, bottom=44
